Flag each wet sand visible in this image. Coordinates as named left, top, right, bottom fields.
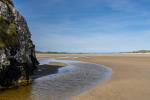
left=0, top=56, right=111, bottom=100
left=31, top=60, right=111, bottom=100
left=69, top=54, right=150, bottom=100
left=37, top=53, right=150, bottom=100
left=1, top=53, right=150, bottom=100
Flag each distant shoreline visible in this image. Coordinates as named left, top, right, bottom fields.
left=36, top=50, right=150, bottom=55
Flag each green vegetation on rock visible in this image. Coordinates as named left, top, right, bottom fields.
left=0, top=16, right=19, bottom=48
left=7, top=23, right=17, bottom=36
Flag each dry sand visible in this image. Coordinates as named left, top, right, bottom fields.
left=37, top=53, right=150, bottom=100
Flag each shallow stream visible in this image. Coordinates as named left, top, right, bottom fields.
left=0, top=58, right=112, bottom=100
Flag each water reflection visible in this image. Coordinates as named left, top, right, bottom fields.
left=0, top=59, right=112, bottom=100
left=0, top=86, right=32, bottom=100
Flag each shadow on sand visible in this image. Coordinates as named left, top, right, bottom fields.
left=32, top=64, right=63, bottom=79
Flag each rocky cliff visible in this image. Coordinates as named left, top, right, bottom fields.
left=0, top=0, right=39, bottom=87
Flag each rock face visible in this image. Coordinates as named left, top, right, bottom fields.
left=0, top=0, right=39, bottom=87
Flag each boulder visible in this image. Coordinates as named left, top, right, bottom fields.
left=0, top=0, right=39, bottom=87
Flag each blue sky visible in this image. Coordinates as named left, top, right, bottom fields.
left=13, top=0, right=150, bottom=53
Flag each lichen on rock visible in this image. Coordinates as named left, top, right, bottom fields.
left=0, top=0, right=39, bottom=88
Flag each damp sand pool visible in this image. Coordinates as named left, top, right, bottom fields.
left=0, top=59, right=112, bottom=100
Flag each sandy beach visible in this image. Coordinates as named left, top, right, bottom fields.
left=0, top=53, right=150, bottom=100
left=37, top=53, right=150, bottom=100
